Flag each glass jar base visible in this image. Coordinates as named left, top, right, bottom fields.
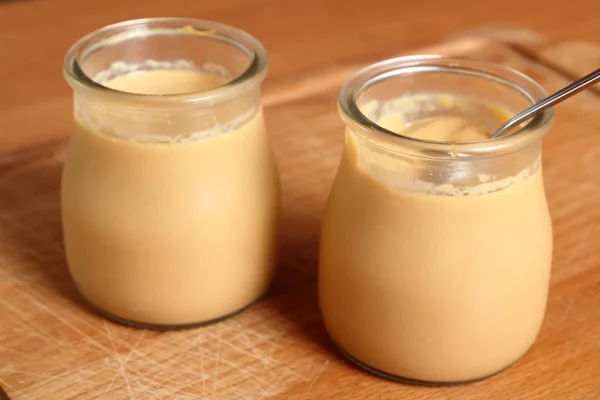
left=330, top=337, right=520, bottom=386
left=76, top=289, right=266, bottom=331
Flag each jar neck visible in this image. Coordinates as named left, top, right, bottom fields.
left=345, top=126, right=543, bottom=196
left=74, top=87, right=262, bottom=143
left=64, top=18, right=268, bottom=112
left=338, top=55, right=553, bottom=161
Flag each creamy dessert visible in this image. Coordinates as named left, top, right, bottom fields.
left=62, top=69, right=280, bottom=327
left=319, top=106, right=553, bottom=382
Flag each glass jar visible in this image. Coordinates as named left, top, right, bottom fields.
left=319, top=55, right=553, bottom=384
left=62, top=18, right=280, bottom=329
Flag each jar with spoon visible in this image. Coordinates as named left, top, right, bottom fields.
left=319, top=55, right=556, bottom=384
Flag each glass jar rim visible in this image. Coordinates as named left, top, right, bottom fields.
left=338, top=54, right=554, bottom=159
left=63, top=17, right=268, bottom=107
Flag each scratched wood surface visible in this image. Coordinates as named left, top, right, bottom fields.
left=1, top=29, right=600, bottom=399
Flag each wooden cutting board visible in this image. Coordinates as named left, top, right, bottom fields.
left=1, top=28, right=600, bottom=400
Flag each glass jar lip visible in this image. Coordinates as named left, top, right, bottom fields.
left=63, top=17, right=268, bottom=107
left=338, top=54, right=554, bottom=159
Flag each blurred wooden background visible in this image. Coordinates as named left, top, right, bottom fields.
left=0, top=0, right=598, bottom=153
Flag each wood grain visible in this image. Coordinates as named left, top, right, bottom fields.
left=0, top=0, right=599, bottom=153
left=1, top=2, right=600, bottom=398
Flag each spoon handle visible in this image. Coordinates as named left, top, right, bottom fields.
left=491, top=67, right=600, bottom=138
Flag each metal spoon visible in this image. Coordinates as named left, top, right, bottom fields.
left=491, top=67, right=600, bottom=138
